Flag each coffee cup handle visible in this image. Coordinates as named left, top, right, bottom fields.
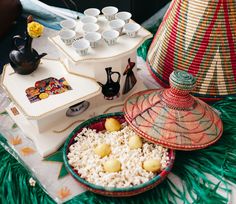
left=75, top=36, right=83, bottom=41
left=120, top=28, right=126, bottom=36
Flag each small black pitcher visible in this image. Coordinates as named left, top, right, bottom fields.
left=9, top=34, right=47, bottom=75
left=97, top=67, right=121, bottom=100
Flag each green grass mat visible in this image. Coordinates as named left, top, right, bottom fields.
left=1, top=97, right=236, bottom=203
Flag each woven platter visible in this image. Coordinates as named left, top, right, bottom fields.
left=63, top=112, right=175, bottom=197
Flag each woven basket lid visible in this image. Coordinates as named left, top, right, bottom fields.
left=147, top=0, right=236, bottom=101
left=124, top=70, right=223, bottom=150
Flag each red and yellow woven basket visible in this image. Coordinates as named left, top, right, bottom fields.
left=147, top=0, right=236, bottom=101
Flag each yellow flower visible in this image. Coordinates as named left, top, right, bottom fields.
left=27, top=21, right=44, bottom=38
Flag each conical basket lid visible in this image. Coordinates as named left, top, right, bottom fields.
left=147, top=0, right=236, bottom=101
left=124, top=70, right=223, bottom=150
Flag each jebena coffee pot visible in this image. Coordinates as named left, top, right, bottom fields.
left=97, top=67, right=121, bottom=100
left=9, top=35, right=47, bottom=75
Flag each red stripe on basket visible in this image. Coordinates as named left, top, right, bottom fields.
left=162, top=0, right=183, bottom=81
left=223, top=0, right=236, bottom=81
left=148, top=0, right=176, bottom=54
left=188, top=0, right=222, bottom=76
left=163, top=0, right=176, bottom=22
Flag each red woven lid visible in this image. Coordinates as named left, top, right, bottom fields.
left=124, top=70, right=223, bottom=150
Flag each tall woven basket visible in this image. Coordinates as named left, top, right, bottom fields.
left=147, top=0, right=236, bottom=101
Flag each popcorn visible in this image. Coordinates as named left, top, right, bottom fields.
left=67, top=125, right=169, bottom=188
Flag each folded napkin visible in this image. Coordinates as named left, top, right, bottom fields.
left=20, top=0, right=83, bottom=30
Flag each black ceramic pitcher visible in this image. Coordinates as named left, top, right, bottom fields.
left=97, top=67, right=121, bottom=99
left=9, top=34, right=47, bottom=75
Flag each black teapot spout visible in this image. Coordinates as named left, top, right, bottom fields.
left=97, top=81, right=104, bottom=87
left=36, top=53, right=47, bottom=61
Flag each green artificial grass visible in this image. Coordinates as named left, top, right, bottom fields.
left=1, top=97, right=236, bottom=203
left=0, top=136, right=55, bottom=204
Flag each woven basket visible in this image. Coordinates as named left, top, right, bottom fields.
left=63, top=112, right=175, bottom=197
left=147, top=0, right=236, bottom=101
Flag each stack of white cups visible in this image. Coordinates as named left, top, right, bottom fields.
left=77, top=8, right=102, bottom=53
left=59, top=19, right=77, bottom=45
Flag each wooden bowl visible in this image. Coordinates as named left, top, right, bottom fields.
left=63, top=112, right=175, bottom=197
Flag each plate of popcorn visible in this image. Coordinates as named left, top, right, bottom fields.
left=63, top=112, right=175, bottom=197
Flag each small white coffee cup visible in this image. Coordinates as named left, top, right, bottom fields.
left=102, top=29, right=119, bottom=45
left=84, top=32, right=101, bottom=48
left=72, top=38, right=90, bottom=56
left=60, top=19, right=77, bottom=30
left=80, top=16, right=97, bottom=24
left=124, top=23, right=141, bottom=38
left=59, top=29, right=76, bottom=45
left=102, top=6, right=118, bottom=21
left=84, top=8, right=100, bottom=18
left=82, top=23, right=99, bottom=34
left=109, top=19, right=125, bottom=34
left=115, top=11, right=132, bottom=24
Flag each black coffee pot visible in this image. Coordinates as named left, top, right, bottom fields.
left=9, top=34, right=47, bottom=75
left=97, top=67, right=121, bottom=99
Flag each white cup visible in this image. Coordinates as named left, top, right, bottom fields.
left=115, top=11, right=132, bottom=24
left=84, top=32, right=101, bottom=48
left=80, top=16, right=97, bottom=24
left=102, top=6, right=118, bottom=21
left=60, top=19, right=77, bottom=30
left=59, top=30, right=76, bottom=45
left=84, top=8, right=100, bottom=18
left=82, top=23, right=99, bottom=34
left=109, top=19, right=125, bottom=34
left=124, top=23, right=141, bottom=38
left=102, top=29, right=119, bottom=45
left=72, top=38, right=90, bottom=56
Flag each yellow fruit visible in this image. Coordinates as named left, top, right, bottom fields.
left=104, top=118, right=121, bottom=132
left=103, top=159, right=121, bottom=173
left=94, top=144, right=111, bottom=158
left=143, top=159, right=161, bottom=172
left=128, top=135, right=143, bottom=149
